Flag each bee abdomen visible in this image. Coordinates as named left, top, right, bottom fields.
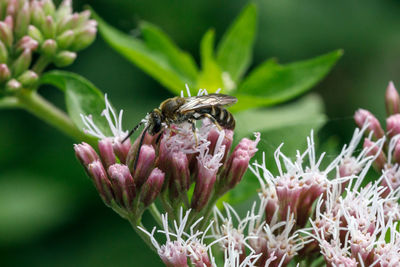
left=202, top=106, right=235, bottom=130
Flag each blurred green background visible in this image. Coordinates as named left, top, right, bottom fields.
left=1, top=0, right=400, bottom=265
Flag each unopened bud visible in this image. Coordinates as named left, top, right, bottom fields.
left=208, top=129, right=234, bottom=163
left=219, top=133, right=260, bottom=193
left=0, top=21, right=13, bottom=48
left=394, top=139, right=400, bottom=165
left=5, top=79, right=21, bottom=92
left=354, top=109, right=385, bottom=140
left=14, top=1, right=30, bottom=38
left=140, top=168, right=165, bottom=207
left=41, top=39, right=58, bottom=57
left=108, top=164, right=136, bottom=210
left=42, top=0, right=56, bottom=16
left=30, top=0, right=46, bottom=27
left=98, top=138, right=116, bottom=168
left=57, top=13, right=79, bottom=34
left=113, top=140, right=131, bottom=165
left=128, top=144, right=155, bottom=187
left=17, top=70, right=39, bottom=87
left=87, top=160, right=114, bottom=205
left=16, top=36, right=39, bottom=53
left=70, top=25, right=97, bottom=51
left=74, top=142, right=100, bottom=166
left=169, top=151, right=190, bottom=200
left=56, top=0, right=72, bottom=20
left=28, top=25, right=44, bottom=43
left=12, top=49, right=32, bottom=76
left=363, top=138, right=386, bottom=170
left=0, top=64, right=11, bottom=83
left=53, top=51, right=76, bottom=67
left=385, top=81, right=400, bottom=115
left=387, top=114, right=400, bottom=138
left=191, top=161, right=218, bottom=211
left=57, top=30, right=75, bottom=49
left=0, top=41, right=8, bottom=63
left=42, top=16, right=56, bottom=39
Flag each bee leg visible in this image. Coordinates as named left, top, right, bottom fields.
left=202, top=114, right=223, bottom=131
left=188, top=119, right=198, bottom=146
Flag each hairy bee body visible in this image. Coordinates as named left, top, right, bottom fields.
left=157, top=95, right=236, bottom=130
left=124, top=93, right=237, bottom=169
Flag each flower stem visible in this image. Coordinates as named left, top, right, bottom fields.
left=32, top=56, right=51, bottom=75
left=17, top=90, right=96, bottom=146
left=127, top=215, right=156, bottom=252
left=149, top=203, right=163, bottom=228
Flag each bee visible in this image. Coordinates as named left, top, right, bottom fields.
left=122, top=93, right=237, bottom=170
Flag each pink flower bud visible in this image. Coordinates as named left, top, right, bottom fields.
left=354, top=109, right=384, bottom=139
left=108, top=164, right=136, bottom=210
left=363, top=138, right=386, bottom=170
left=17, top=70, right=38, bottom=87
left=41, top=39, right=58, bottom=57
left=112, top=140, right=131, bottom=164
left=0, top=63, right=11, bottom=83
left=74, top=142, right=99, bottom=166
left=159, top=241, right=188, bottom=267
left=30, top=0, right=46, bottom=27
left=387, top=114, right=400, bottom=138
left=168, top=151, right=190, bottom=200
left=12, top=48, right=32, bottom=76
left=140, top=168, right=165, bottom=207
left=28, top=25, right=43, bottom=44
left=53, top=50, right=76, bottom=67
left=128, top=144, right=156, bottom=187
left=16, top=36, right=39, bottom=53
left=5, top=79, right=21, bottom=92
left=70, top=25, right=97, bottom=51
left=0, top=21, right=13, bottom=48
left=42, top=0, right=56, bottom=16
left=14, top=1, right=30, bottom=38
left=218, top=133, right=260, bottom=193
left=42, top=16, right=56, bottom=39
left=208, top=129, right=233, bottom=163
left=87, top=160, right=114, bottom=205
left=385, top=81, right=400, bottom=115
left=98, top=138, right=116, bottom=168
left=381, top=165, right=400, bottom=198
left=56, top=0, right=73, bottom=20
left=57, top=30, right=75, bottom=49
left=191, top=160, right=218, bottom=211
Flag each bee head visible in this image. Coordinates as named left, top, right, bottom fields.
left=148, top=109, right=163, bottom=135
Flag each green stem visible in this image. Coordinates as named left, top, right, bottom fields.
left=32, top=56, right=51, bottom=75
left=149, top=203, right=163, bottom=228
left=198, top=194, right=219, bottom=231
left=17, top=90, right=96, bottom=146
left=127, top=216, right=156, bottom=252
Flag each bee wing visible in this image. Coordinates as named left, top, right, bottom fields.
left=177, top=94, right=237, bottom=112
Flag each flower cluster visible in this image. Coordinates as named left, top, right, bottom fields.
left=75, top=84, right=400, bottom=266
left=74, top=91, right=260, bottom=220
left=0, top=0, right=96, bottom=93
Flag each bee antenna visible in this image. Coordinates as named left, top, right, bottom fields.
left=122, top=121, right=143, bottom=143
left=133, top=125, right=150, bottom=171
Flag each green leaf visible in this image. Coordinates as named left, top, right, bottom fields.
left=40, top=71, right=110, bottom=135
left=93, top=10, right=198, bottom=95
left=232, top=50, right=343, bottom=112
left=196, top=29, right=224, bottom=92
left=228, top=94, right=327, bottom=203
left=216, top=3, right=257, bottom=83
